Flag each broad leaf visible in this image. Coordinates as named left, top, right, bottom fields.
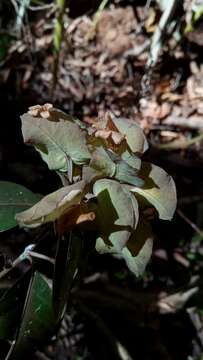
left=21, top=113, right=91, bottom=171
left=121, top=219, right=153, bottom=276
left=16, top=181, right=86, bottom=228
left=0, top=182, right=42, bottom=232
left=93, top=179, right=139, bottom=254
left=110, top=115, right=149, bottom=154
left=84, top=147, right=143, bottom=187
left=0, top=272, right=31, bottom=340
left=90, top=147, right=116, bottom=178
left=6, top=272, right=56, bottom=360
left=122, top=238, right=153, bottom=277
left=115, top=160, right=144, bottom=187
left=121, top=150, right=141, bottom=170
left=53, top=233, right=82, bottom=322
left=130, top=162, right=177, bottom=220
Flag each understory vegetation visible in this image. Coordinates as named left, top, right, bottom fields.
left=0, top=1, right=203, bottom=359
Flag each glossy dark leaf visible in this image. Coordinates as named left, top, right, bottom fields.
left=6, top=271, right=56, bottom=360
left=0, top=272, right=31, bottom=340
left=53, top=232, right=82, bottom=322
left=0, top=182, right=42, bottom=232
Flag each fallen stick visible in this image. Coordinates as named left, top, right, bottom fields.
left=163, top=115, right=203, bottom=130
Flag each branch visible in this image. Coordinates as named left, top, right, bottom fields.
left=147, top=0, right=179, bottom=68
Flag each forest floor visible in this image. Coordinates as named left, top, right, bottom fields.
left=1, top=1, right=203, bottom=359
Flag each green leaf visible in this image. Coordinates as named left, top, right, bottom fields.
left=122, top=238, right=153, bottom=277
left=83, top=147, right=143, bottom=187
left=110, top=115, right=148, bottom=154
left=130, top=162, right=177, bottom=220
left=53, top=232, right=82, bottom=322
left=6, top=272, right=56, bottom=359
left=90, top=147, right=116, bottom=178
left=105, top=150, right=144, bottom=187
left=121, top=150, right=141, bottom=170
left=16, top=181, right=86, bottom=228
left=0, top=181, right=42, bottom=232
left=0, top=272, right=31, bottom=340
left=121, top=219, right=153, bottom=276
left=114, top=160, right=144, bottom=187
left=93, top=179, right=139, bottom=254
left=21, top=112, right=91, bottom=171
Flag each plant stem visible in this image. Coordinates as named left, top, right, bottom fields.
left=0, top=244, right=34, bottom=280
left=52, top=0, right=69, bottom=93
left=92, top=0, right=109, bottom=29
left=157, top=132, right=203, bottom=150
left=147, top=0, right=178, bottom=68
left=86, top=0, right=109, bottom=40
left=0, top=245, right=54, bottom=280
left=15, top=0, right=31, bottom=33
left=177, top=209, right=203, bottom=239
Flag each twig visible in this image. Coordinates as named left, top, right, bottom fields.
left=135, top=0, right=153, bottom=35
left=86, top=0, right=109, bottom=40
left=0, top=245, right=54, bottom=280
left=29, top=251, right=55, bottom=264
left=124, top=40, right=150, bottom=58
left=0, top=244, right=34, bottom=281
left=15, top=0, right=31, bottom=33
left=28, top=4, right=55, bottom=11
left=147, top=0, right=178, bottom=68
left=10, top=0, right=19, bottom=14
left=177, top=209, right=203, bottom=239
left=163, top=115, right=203, bottom=130
left=52, top=0, right=69, bottom=93
left=157, top=132, right=203, bottom=150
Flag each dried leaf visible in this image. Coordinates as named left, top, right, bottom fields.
left=110, top=114, right=149, bottom=153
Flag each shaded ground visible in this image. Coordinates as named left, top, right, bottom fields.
left=1, top=1, right=203, bottom=359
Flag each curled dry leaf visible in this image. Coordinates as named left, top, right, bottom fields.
left=93, top=113, right=125, bottom=146
left=110, top=114, right=149, bottom=153
left=16, top=181, right=86, bottom=228
left=28, top=103, right=53, bottom=118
